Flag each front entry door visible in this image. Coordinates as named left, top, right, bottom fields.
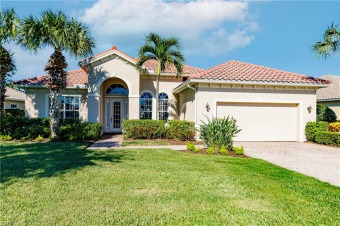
left=112, top=101, right=122, bottom=133
left=105, top=99, right=127, bottom=133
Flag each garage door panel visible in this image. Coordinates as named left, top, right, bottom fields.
left=216, top=103, right=298, bottom=141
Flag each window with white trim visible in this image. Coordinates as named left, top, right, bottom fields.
left=10, top=104, right=17, bottom=109
left=60, top=96, right=80, bottom=118
left=140, top=92, right=152, bottom=119
left=106, top=84, right=128, bottom=95
left=158, top=93, right=169, bottom=121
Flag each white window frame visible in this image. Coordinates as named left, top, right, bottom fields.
left=46, top=94, right=81, bottom=119
left=140, top=91, right=153, bottom=120
left=158, top=92, right=169, bottom=121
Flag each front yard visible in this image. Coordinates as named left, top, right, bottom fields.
left=1, top=142, right=339, bottom=225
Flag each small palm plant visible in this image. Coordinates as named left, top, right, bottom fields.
left=19, top=10, right=95, bottom=136
left=199, top=116, right=241, bottom=150
left=312, top=23, right=340, bottom=58
left=136, top=33, right=185, bottom=120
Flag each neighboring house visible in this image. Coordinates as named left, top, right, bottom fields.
left=4, top=87, right=25, bottom=110
left=317, top=75, right=340, bottom=119
left=16, top=46, right=329, bottom=142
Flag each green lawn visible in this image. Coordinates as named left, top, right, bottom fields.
left=1, top=142, right=339, bottom=225
left=121, top=139, right=170, bottom=146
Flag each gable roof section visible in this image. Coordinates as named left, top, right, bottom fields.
left=317, top=75, right=340, bottom=101
left=15, top=69, right=88, bottom=87
left=5, top=87, right=25, bottom=101
left=79, top=46, right=205, bottom=76
left=189, top=60, right=330, bottom=85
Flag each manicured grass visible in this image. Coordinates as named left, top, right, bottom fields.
left=1, top=142, right=339, bottom=225
left=121, top=139, right=170, bottom=146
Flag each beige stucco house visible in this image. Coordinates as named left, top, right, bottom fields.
left=4, top=87, right=25, bottom=110
left=317, top=75, right=340, bottom=119
left=16, top=46, right=329, bottom=142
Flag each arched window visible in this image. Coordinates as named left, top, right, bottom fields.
left=106, top=84, right=128, bottom=95
left=158, top=93, right=169, bottom=121
left=140, top=92, right=153, bottom=119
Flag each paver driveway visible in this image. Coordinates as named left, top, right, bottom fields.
left=235, top=142, right=340, bottom=187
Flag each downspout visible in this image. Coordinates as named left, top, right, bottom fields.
left=187, top=83, right=198, bottom=140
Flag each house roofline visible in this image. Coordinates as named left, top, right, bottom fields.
left=173, top=79, right=330, bottom=93
left=317, top=98, right=340, bottom=102
left=16, top=84, right=88, bottom=89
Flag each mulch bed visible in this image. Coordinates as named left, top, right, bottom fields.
left=178, top=148, right=249, bottom=158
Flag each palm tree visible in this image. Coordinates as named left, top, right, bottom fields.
left=0, top=8, right=19, bottom=120
left=20, top=10, right=95, bottom=137
left=136, top=33, right=185, bottom=120
left=312, top=23, right=340, bottom=58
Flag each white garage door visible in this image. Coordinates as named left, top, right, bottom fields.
left=216, top=103, right=298, bottom=141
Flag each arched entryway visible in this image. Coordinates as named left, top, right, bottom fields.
left=101, top=78, right=129, bottom=133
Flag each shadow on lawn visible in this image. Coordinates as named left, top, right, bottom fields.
left=1, top=142, right=126, bottom=184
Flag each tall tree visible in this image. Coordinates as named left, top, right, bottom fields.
left=312, top=23, right=340, bottom=58
left=20, top=10, right=95, bottom=137
left=0, top=8, right=19, bottom=120
left=136, top=33, right=185, bottom=120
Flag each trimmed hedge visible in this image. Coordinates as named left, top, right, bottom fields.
left=317, top=104, right=337, bottom=122
left=166, top=120, right=195, bottom=141
left=123, top=120, right=166, bottom=139
left=4, top=108, right=25, bottom=117
left=315, top=131, right=340, bottom=146
left=123, top=119, right=196, bottom=140
left=305, top=121, right=328, bottom=141
left=1, top=113, right=102, bottom=141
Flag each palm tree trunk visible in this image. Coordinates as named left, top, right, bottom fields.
left=156, top=63, right=161, bottom=120
left=49, top=90, right=62, bottom=137
left=45, top=48, right=68, bottom=137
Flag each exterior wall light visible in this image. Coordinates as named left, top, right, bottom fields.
left=206, top=102, right=210, bottom=112
left=307, top=105, right=312, bottom=114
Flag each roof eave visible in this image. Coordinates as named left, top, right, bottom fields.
left=79, top=50, right=137, bottom=67
left=317, top=98, right=340, bottom=102
left=16, top=84, right=88, bottom=89
left=173, top=79, right=330, bottom=94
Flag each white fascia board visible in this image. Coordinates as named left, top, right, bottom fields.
left=79, top=50, right=137, bottom=67
left=173, top=79, right=330, bottom=93
left=317, top=98, right=340, bottom=102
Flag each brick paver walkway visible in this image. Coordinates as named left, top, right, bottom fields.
left=235, top=142, right=340, bottom=186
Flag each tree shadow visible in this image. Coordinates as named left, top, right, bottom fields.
left=0, top=142, right=129, bottom=185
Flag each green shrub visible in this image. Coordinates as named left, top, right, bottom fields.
left=35, top=135, right=44, bottom=142
left=4, top=108, right=25, bottom=117
left=305, top=121, right=328, bottom=141
left=0, top=134, right=12, bottom=141
left=206, top=147, right=215, bottom=155
left=83, top=123, right=102, bottom=140
left=317, top=104, right=337, bottom=122
left=233, top=146, right=244, bottom=155
left=123, top=120, right=166, bottom=139
left=12, top=125, right=50, bottom=140
left=219, top=146, right=228, bottom=155
left=315, top=131, right=340, bottom=146
left=166, top=120, right=195, bottom=141
left=186, top=141, right=196, bottom=151
left=328, top=122, right=340, bottom=132
left=194, top=146, right=201, bottom=153
left=199, top=116, right=241, bottom=150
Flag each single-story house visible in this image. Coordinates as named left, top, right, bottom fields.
left=317, top=75, right=340, bottom=119
left=4, top=87, right=25, bottom=110
left=16, top=46, right=329, bottom=142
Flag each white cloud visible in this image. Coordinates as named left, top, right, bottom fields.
left=5, top=44, right=79, bottom=80
left=79, top=0, right=258, bottom=56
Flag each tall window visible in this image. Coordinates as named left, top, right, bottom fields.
left=60, top=96, right=80, bottom=118
left=159, top=93, right=169, bottom=120
left=140, top=92, right=152, bottom=119
left=106, top=84, right=128, bottom=95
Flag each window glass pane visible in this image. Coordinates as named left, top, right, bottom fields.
left=140, top=92, right=153, bottom=119
left=106, top=84, right=128, bottom=95
left=60, top=96, right=80, bottom=119
left=158, top=93, right=169, bottom=120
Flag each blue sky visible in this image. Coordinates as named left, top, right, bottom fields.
left=2, top=0, right=340, bottom=80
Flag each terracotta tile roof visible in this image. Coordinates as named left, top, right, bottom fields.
left=189, top=60, right=330, bottom=85
left=142, top=59, right=205, bottom=76
left=317, top=75, right=340, bottom=100
left=15, top=69, right=88, bottom=86
left=5, top=87, right=25, bottom=101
